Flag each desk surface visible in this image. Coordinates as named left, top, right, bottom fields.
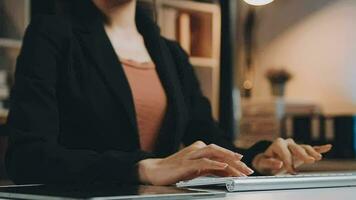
left=0, top=184, right=355, bottom=200
left=1, top=162, right=356, bottom=200
left=215, top=186, right=356, bottom=200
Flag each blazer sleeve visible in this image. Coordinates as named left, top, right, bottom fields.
left=5, top=16, right=154, bottom=184
left=167, top=41, right=272, bottom=168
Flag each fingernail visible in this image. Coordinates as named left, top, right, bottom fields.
left=247, top=168, right=254, bottom=174
left=279, top=162, right=283, bottom=167
left=235, top=153, right=243, bottom=159
left=275, top=162, right=283, bottom=169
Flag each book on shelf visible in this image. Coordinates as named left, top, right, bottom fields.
left=237, top=99, right=322, bottom=148
left=156, top=0, right=220, bottom=119
left=160, top=7, right=178, bottom=41
left=177, top=12, right=191, bottom=55
left=333, top=116, right=356, bottom=158
left=280, top=114, right=356, bottom=159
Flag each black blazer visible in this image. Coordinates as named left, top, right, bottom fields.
left=5, top=7, right=271, bottom=184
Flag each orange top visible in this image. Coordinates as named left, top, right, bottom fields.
left=121, top=59, right=167, bottom=152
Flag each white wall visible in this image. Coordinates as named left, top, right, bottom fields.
left=252, top=0, right=356, bottom=114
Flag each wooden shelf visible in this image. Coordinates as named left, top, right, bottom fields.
left=156, top=0, right=221, bottom=120
left=0, top=38, right=22, bottom=49
left=0, top=109, right=8, bottom=116
left=0, top=0, right=30, bottom=118
left=190, top=57, right=219, bottom=68
left=160, top=0, right=220, bottom=13
left=0, top=0, right=31, bottom=39
left=0, top=109, right=8, bottom=125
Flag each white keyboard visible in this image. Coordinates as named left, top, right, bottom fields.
left=176, top=173, right=356, bottom=192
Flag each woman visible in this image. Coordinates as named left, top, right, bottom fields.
left=5, top=0, right=331, bottom=185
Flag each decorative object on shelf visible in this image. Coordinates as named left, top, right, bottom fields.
left=265, top=68, right=292, bottom=97
left=241, top=0, right=274, bottom=98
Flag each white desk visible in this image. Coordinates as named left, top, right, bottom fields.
left=214, top=187, right=356, bottom=200
left=213, top=161, right=356, bottom=200
left=0, top=185, right=355, bottom=199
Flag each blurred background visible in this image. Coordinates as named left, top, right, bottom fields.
left=1, top=0, right=356, bottom=182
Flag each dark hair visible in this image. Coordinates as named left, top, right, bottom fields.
left=56, top=0, right=100, bottom=17
left=56, top=0, right=156, bottom=21
left=137, top=0, right=157, bottom=21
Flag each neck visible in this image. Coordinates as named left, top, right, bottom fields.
left=93, top=0, right=137, bottom=31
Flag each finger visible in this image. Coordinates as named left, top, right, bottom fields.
left=177, top=141, right=207, bottom=157
left=187, top=144, right=243, bottom=161
left=203, top=161, right=250, bottom=177
left=288, top=143, right=315, bottom=164
left=190, top=158, right=229, bottom=176
left=224, top=165, right=248, bottom=177
left=185, top=141, right=207, bottom=152
left=229, top=160, right=254, bottom=175
left=302, top=145, right=322, bottom=161
left=272, top=138, right=295, bottom=174
left=163, top=154, right=227, bottom=185
left=214, top=156, right=253, bottom=176
left=187, top=144, right=250, bottom=176
left=313, top=144, right=332, bottom=154
left=258, top=157, right=283, bottom=171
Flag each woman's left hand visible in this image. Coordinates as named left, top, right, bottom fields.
left=252, top=138, right=332, bottom=175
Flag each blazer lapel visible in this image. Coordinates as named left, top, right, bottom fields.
left=136, top=14, right=189, bottom=155
left=153, top=43, right=188, bottom=155
left=75, top=21, right=139, bottom=135
left=72, top=11, right=189, bottom=154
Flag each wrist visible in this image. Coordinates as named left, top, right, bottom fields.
left=138, top=158, right=162, bottom=185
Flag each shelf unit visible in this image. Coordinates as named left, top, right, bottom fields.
left=0, top=0, right=222, bottom=121
left=155, top=0, right=221, bottom=120
left=0, top=0, right=30, bottom=40
left=0, top=0, right=31, bottom=121
left=0, top=38, right=22, bottom=49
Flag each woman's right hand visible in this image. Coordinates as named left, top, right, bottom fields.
left=137, top=141, right=254, bottom=186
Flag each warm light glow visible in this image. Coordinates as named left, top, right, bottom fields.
left=243, top=80, right=253, bottom=89
left=243, top=0, right=274, bottom=6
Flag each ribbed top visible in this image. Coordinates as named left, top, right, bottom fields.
left=121, top=59, right=167, bottom=152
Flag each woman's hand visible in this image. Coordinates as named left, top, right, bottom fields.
left=138, top=141, right=254, bottom=186
left=252, top=138, right=332, bottom=175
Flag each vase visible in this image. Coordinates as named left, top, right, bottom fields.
left=270, top=82, right=286, bottom=97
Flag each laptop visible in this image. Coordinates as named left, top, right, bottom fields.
left=0, top=183, right=225, bottom=200
left=176, top=173, right=356, bottom=192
